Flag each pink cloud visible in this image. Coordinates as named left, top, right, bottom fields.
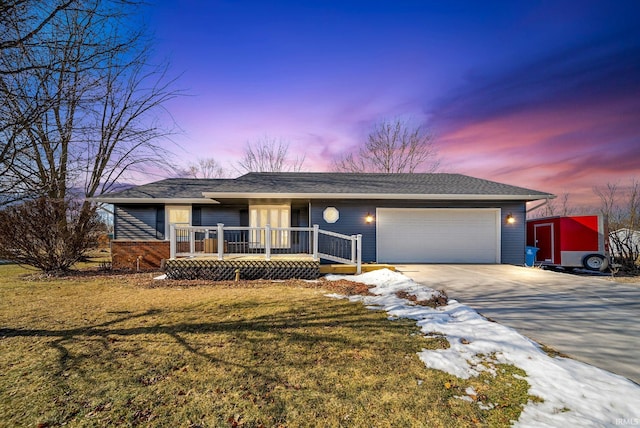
left=435, top=94, right=639, bottom=207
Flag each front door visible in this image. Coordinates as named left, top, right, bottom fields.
left=534, top=223, right=554, bottom=263
left=249, top=205, right=290, bottom=249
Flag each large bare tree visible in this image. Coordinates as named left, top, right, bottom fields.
left=0, top=1, right=77, bottom=53
left=0, top=0, right=181, bottom=271
left=1, top=0, right=80, bottom=197
left=0, top=0, right=180, bottom=205
left=334, top=118, right=439, bottom=173
left=236, top=137, right=305, bottom=173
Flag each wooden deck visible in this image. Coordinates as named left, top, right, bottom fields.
left=164, top=254, right=395, bottom=280
left=170, top=224, right=363, bottom=273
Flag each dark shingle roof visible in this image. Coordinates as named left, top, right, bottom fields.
left=96, top=172, right=554, bottom=202
left=98, top=178, right=228, bottom=200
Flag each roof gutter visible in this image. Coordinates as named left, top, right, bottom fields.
left=92, top=197, right=221, bottom=204
left=93, top=193, right=556, bottom=204
left=201, top=192, right=555, bottom=201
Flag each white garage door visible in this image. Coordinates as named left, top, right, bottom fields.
left=377, top=208, right=501, bottom=263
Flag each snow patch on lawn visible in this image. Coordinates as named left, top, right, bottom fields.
left=325, top=269, right=640, bottom=426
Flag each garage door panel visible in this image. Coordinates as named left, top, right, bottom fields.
left=377, top=208, right=500, bottom=263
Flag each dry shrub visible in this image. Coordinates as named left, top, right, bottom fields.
left=396, top=289, right=449, bottom=308
left=0, top=198, right=103, bottom=273
left=316, top=278, right=375, bottom=295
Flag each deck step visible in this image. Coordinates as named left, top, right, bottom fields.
left=319, top=264, right=396, bottom=275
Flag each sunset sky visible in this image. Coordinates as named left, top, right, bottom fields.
left=147, top=0, right=639, bottom=207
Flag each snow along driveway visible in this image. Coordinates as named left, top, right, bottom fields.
left=396, top=264, right=640, bottom=384
left=326, top=269, right=640, bottom=427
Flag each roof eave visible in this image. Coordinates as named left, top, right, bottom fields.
left=92, top=197, right=221, bottom=204
left=93, top=193, right=555, bottom=204
left=201, top=192, right=555, bottom=201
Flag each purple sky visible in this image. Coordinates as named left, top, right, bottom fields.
left=148, top=0, right=640, bottom=207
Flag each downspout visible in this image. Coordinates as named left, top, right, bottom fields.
left=309, top=201, right=313, bottom=256
left=526, top=198, right=551, bottom=215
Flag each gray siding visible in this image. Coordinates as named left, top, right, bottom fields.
left=310, top=200, right=527, bottom=264
left=115, top=205, right=162, bottom=240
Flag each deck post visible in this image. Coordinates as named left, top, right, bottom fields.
left=312, top=225, right=319, bottom=261
left=170, top=224, right=176, bottom=259
left=217, top=223, right=224, bottom=260
left=351, top=235, right=356, bottom=263
left=265, top=224, right=271, bottom=261
left=356, top=234, right=362, bottom=274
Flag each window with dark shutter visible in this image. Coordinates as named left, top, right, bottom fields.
left=156, top=206, right=165, bottom=240
left=192, top=206, right=202, bottom=226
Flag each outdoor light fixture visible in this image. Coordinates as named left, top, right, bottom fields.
left=365, top=213, right=374, bottom=224
left=506, top=213, right=516, bottom=224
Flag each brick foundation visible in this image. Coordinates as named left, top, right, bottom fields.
left=111, top=240, right=170, bottom=271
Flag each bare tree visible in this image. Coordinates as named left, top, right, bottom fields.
left=529, top=192, right=574, bottom=218
left=0, top=1, right=78, bottom=54
left=0, top=0, right=181, bottom=270
left=594, top=179, right=640, bottom=273
left=0, top=0, right=180, bottom=204
left=593, top=183, right=619, bottom=222
left=237, top=137, right=305, bottom=173
left=183, top=157, right=229, bottom=178
left=1, top=1, right=79, bottom=198
left=334, top=118, right=439, bottom=173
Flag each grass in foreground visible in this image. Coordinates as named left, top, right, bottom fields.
left=0, top=265, right=533, bottom=427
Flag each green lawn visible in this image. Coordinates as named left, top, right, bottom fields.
left=0, top=265, right=533, bottom=427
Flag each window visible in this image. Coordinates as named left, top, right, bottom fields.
left=249, top=204, right=290, bottom=248
left=323, top=206, right=339, bottom=223
left=165, top=205, right=191, bottom=239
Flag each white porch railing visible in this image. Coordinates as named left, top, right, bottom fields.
left=169, top=223, right=362, bottom=273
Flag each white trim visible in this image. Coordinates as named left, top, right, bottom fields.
left=533, top=222, right=555, bottom=263
left=94, top=198, right=220, bottom=204
left=202, top=192, right=552, bottom=201
left=95, top=194, right=553, bottom=204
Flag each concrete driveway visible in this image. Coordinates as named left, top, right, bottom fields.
left=395, top=264, right=640, bottom=384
